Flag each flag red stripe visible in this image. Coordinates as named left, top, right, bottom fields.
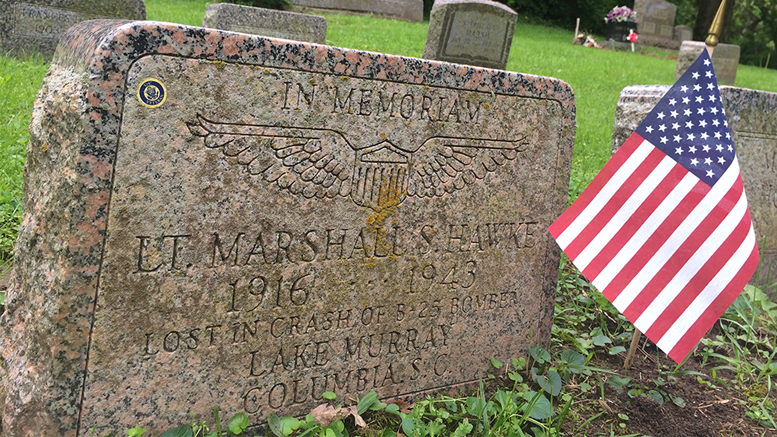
left=621, top=180, right=745, bottom=319
left=644, top=210, right=752, bottom=341
left=600, top=179, right=709, bottom=302
left=581, top=164, right=688, bottom=280
left=549, top=133, right=644, bottom=238
left=564, top=147, right=667, bottom=260
left=667, top=244, right=760, bottom=362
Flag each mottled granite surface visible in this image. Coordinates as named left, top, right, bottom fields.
left=1, top=19, right=575, bottom=436
left=423, top=0, right=516, bottom=70
left=203, top=3, right=326, bottom=44
left=287, top=0, right=422, bottom=22
left=0, top=0, right=145, bottom=57
left=612, top=85, right=777, bottom=286
left=676, top=41, right=740, bottom=85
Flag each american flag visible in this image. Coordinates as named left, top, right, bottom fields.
left=549, top=50, right=760, bottom=363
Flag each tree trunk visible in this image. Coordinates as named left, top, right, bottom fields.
left=692, top=0, right=736, bottom=43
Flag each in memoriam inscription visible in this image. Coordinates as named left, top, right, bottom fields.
left=1, top=21, right=575, bottom=437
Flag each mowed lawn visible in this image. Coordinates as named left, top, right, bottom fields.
left=1, top=0, right=777, bottom=257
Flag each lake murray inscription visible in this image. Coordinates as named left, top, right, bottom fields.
left=1, top=21, right=575, bottom=436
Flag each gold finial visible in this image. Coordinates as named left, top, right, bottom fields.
left=705, top=0, right=727, bottom=48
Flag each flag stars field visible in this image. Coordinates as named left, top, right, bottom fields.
left=549, top=50, right=759, bottom=363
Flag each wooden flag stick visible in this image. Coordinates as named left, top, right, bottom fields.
left=624, top=328, right=642, bottom=370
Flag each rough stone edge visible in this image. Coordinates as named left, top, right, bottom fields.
left=1, top=19, right=575, bottom=437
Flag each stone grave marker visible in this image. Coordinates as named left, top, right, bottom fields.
left=0, top=0, right=146, bottom=57
left=633, top=0, right=679, bottom=49
left=676, top=41, right=740, bottom=85
left=203, top=3, right=327, bottom=44
left=612, top=85, right=777, bottom=286
left=1, top=20, right=575, bottom=436
left=422, top=0, right=517, bottom=70
left=673, top=25, right=692, bottom=42
left=287, top=0, right=422, bottom=22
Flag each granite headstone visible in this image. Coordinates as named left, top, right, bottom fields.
left=287, top=0, right=422, bottom=22
left=422, top=0, right=517, bottom=70
left=612, top=85, right=777, bottom=286
left=633, top=0, right=679, bottom=49
left=676, top=41, right=740, bottom=85
left=1, top=20, right=575, bottom=436
left=203, top=3, right=327, bottom=44
left=673, top=24, right=692, bottom=42
left=0, top=0, right=146, bottom=57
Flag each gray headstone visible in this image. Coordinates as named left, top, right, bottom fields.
left=2, top=19, right=575, bottom=436
left=611, top=85, right=777, bottom=287
left=287, top=0, right=422, bottom=22
left=676, top=41, right=740, bottom=86
left=633, top=0, right=679, bottom=49
left=203, top=3, right=326, bottom=44
left=0, top=0, right=146, bottom=57
left=673, top=24, right=692, bottom=42
left=422, top=0, right=517, bottom=70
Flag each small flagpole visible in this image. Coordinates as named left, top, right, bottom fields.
left=624, top=328, right=641, bottom=370
left=624, top=1, right=728, bottom=371
left=704, top=0, right=727, bottom=56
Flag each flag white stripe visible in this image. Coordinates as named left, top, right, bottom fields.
left=574, top=156, right=677, bottom=271
left=633, top=187, right=749, bottom=331
left=610, top=159, right=741, bottom=312
left=556, top=140, right=654, bottom=249
left=591, top=172, right=698, bottom=291
left=657, top=225, right=756, bottom=352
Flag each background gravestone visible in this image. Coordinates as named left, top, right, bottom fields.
left=611, top=85, right=777, bottom=288
left=673, top=24, right=692, bottom=42
left=1, top=20, right=575, bottom=436
left=0, top=0, right=146, bottom=57
left=203, top=3, right=327, bottom=44
left=633, top=0, right=679, bottom=49
left=676, top=41, right=740, bottom=85
left=422, top=0, right=517, bottom=70
left=287, top=0, right=422, bottom=22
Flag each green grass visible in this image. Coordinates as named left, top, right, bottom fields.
left=0, top=53, right=48, bottom=259
left=145, top=0, right=214, bottom=26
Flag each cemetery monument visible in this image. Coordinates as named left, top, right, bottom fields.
left=203, top=3, right=327, bottom=44
left=1, top=19, right=575, bottom=436
left=0, top=0, right=146, bottom=57
left=423, top=0, right=517, bottom=70
left=612, top=85, right=777, bottom=287
left=287, top=0, right=423, bottom=23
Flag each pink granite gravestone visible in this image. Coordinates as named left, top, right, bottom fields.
left=1, top=20, right=574, bottom=436
left=423, top=0, right=517, bottom=70
left=612, top=85, right=777, bottom=287
left=0, top=0, right=145, bottom=57
left=287, top=0, right=422, bottom=22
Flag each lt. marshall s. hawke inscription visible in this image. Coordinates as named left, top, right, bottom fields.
left=1, top=21, right=575, bottom=437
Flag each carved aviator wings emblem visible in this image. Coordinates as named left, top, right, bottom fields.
left=187, top=115, right=528, bottom=211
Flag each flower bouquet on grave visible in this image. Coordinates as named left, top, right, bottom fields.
left=605, top=6, right=637, bottom=43
left=605, top=6, right=636, bottom=23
